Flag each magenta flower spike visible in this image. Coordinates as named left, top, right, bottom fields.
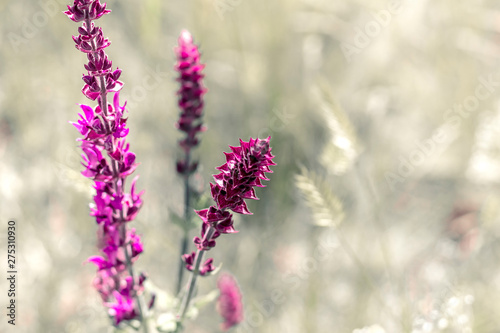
left=64, top=0, right=151, bottom=327
left=174, top=30, right=207, bottom=176
left=177, top=137, right=275, bottom=326
left=173, top=30, right=208, bottom=295
left=185, top=137, right=275, bottom=258
left=217, top=273, right=244, bottom=331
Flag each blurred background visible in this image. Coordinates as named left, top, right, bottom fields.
left=2, top=0, right=500, bottom=332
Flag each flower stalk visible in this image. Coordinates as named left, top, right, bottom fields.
left=64, top=1, right=154, bottom=330
left=176, top=137, right=275, bottom=331
left=177, top=225, right=215, bottom=324
left=174, top=30, right=207, bottom=295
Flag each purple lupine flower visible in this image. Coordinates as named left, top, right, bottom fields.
left=216, top=273, right=244, bottom=331
left=65, top=0, right=150, bottom=326
left=175, top=30, right=207, bottom=176
left=182, top=137, right=275, bottom=273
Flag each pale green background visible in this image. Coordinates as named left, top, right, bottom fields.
left=1, top=0, right=500, bottom=332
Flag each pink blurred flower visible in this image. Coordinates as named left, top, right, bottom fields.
left=217, top=273, right=244, bottom=331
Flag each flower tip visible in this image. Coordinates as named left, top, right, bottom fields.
left=179, top=30, right=193, bottom=44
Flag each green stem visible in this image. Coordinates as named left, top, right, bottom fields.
left=176, top=151, right=191, bottom=294
left=175, top=227, right=215, bottom=332
left=177, top=232, right=189, bottom=294
left=123, top=240, right=149, bottom=333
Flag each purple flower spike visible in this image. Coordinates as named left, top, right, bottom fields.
left=217, top=273, right=244, bottom=331
left=212, top=137, right=275, bottom=213
left=65, top=0, right=150, bottom=326
left=184, top=137, right=275, bottom=254
left=175, top=30, right=207, bottom=176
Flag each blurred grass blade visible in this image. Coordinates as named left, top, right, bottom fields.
left=295, top=166, right=344, bottom=227
left=313, top=82, right=361, bottom=175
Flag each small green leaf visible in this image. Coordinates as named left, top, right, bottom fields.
left=183, top=289, right=221, bottom=321
left=193, top=289, right=220, bottom=310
